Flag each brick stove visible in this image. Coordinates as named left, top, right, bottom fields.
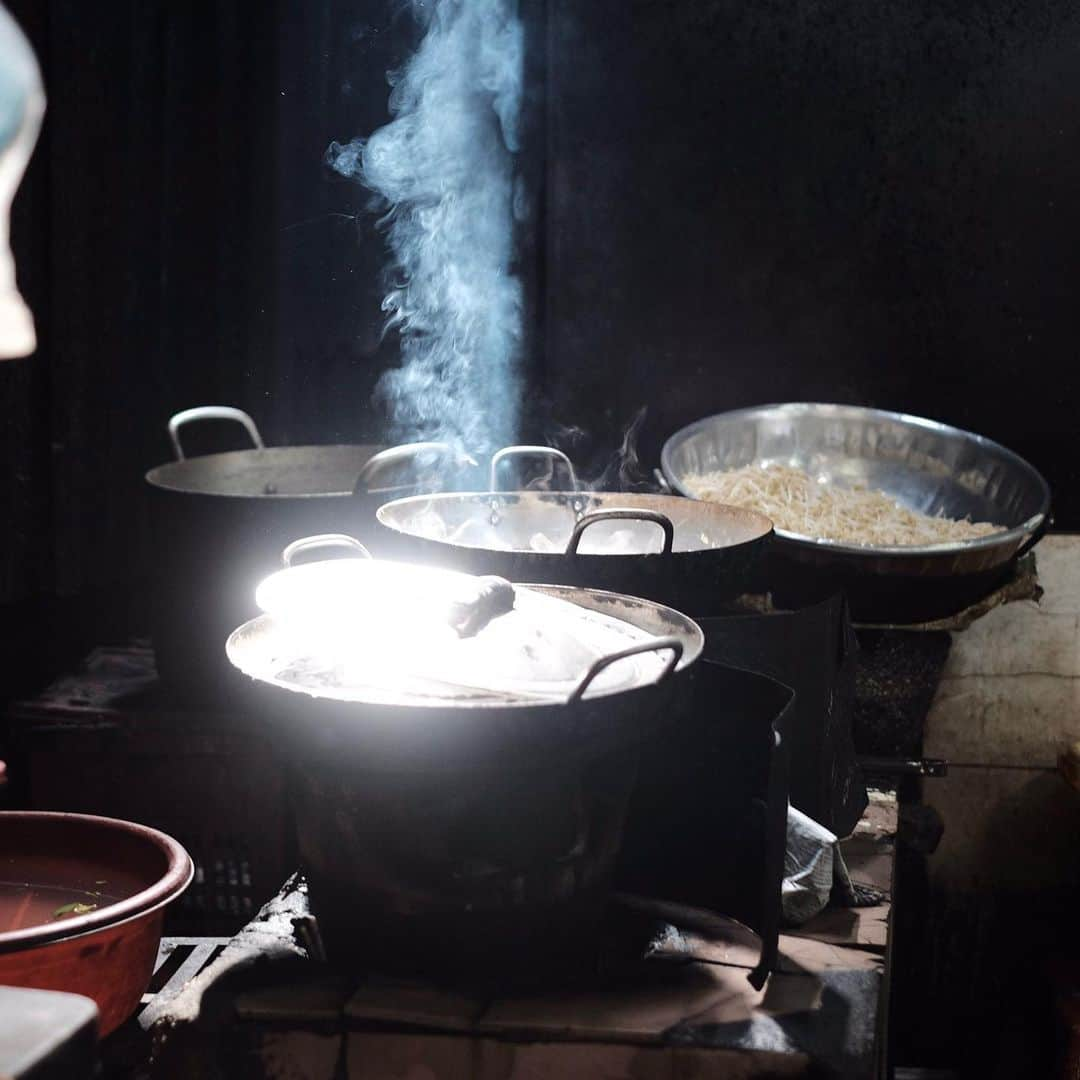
left=117, top=791, right=894, bottom=1080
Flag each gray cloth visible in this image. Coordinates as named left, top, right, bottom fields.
left=781, top=804, right=857, bottom=925
left=446, top=575, right=515, bottom=637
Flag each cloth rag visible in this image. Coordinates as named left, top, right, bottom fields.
left=781, top=804, right=874, bottom=925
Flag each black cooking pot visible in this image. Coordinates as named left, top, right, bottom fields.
left=144, top=406, right=475, bottom=696
left=226, top=546, right=703, bottom=984
left=374, top=450, right=774, bottom=614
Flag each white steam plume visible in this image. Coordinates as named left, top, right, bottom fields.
left=328, top=0, right=525, bottom=455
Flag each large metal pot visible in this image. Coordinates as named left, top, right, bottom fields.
left=661, top=403, right=1051, bottom=622
left=226, top=541, right=703, bottom=983
left=375, top=446, right=774, bottom=614
left=144, top=406, right=474, bottom=695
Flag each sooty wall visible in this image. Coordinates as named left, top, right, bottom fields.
left=0, top=0, right=400, bottom=682
left=543, top=0, right=1079, bottom=518
left=0, top=0, right=1076, bottom=687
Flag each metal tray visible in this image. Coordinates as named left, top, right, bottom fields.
left=661, top=403, right=1050, bottom=622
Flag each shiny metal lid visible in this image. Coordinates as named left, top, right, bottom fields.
left=227, top=536, right=699, bottom=707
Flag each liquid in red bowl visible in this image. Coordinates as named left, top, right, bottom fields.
left=0, top=881, right=124, bottom=932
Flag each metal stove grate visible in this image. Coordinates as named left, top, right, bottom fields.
left=138, top=938, right=230, bottom=1016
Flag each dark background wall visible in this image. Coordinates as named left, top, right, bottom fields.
left=545, top=0, right=1080, bottom=500
left=0, top=0, right=1075, bottom=658
left=0, top=0, right=406, bottom=686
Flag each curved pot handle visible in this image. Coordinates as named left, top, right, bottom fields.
left=489, top=445, right=579, bottom=492
left=168, top=406, right=265, bottom=461
left=566, top=635, right=684, bottom=704
left=565, top=508, right=676, bottom=556
left=353, top=442, right=477, bottom=495
left=1014, top=509, right=1052, bottom=560
left=281, top=534, right=372, bottom=568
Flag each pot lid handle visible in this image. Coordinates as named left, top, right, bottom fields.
left=566, top=635, right=683, bottom=704
left=281, top=534, right=372, bottom=568
left=353, top=442, right=477, bottom=495
left=168, top=406, right=265, bottom=461
left=490, top=446, right=579, bottom=492
left=565, top=508, right=676, bottom=555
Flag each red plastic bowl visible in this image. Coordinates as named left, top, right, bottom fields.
left=0, top=812, right=193, bottom=1035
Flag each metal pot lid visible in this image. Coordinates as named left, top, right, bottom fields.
left=229, top=537, right=697, bottom=706
left=145, top=408, right=478, bottom=499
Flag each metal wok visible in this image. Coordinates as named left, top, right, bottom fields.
left=144, top=406, right=474, bottom=694
left=227, top=543, right=704, bottom=983
left=661, top=403, right=1051, bottom=622
left=375, top=447, right=774, bottom=614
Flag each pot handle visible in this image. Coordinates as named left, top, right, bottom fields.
left=566, top=635, right=684, bottom=704
left=489, top=446, right=579, bottom=492
left=565, top=508, right=676, bottom=556
left=168, top=406, right=265, bottom=461
left=1014, top=509, right=1052, bottom=560
left=281, top=534, right=372, bottom=568
left=353, top=441, right=477, bottom=495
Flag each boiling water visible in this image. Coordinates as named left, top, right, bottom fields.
left=0, top=879, right=121, bottom=932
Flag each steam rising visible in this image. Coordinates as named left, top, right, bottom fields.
left=328, top=0, right=525, bottom=455
left=546, top=407, right=653, bottom=491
